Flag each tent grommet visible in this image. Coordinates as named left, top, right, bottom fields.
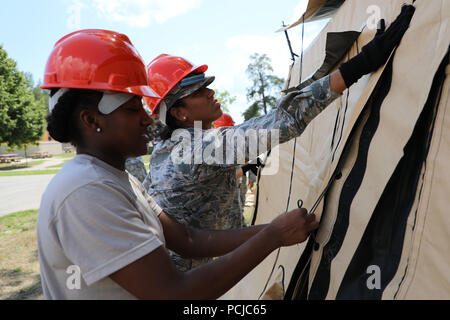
left=313, top=242, right=320, bottom=251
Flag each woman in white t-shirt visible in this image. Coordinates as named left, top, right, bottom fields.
left=36, top=29, right=318, bottom=300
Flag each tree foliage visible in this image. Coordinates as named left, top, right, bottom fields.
left=214, top=89, right=236, bottom=113
left=244, top=53, right=285, bottom=118
left=0, top=46, right=47, bottom=148
left=243, top=102, right=262, bottom=121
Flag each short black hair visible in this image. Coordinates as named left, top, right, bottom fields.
left=46, top=89, right=102, bottom=147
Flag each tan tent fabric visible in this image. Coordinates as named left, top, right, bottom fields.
left=223, top=0, right=393, bottom=299
left=386, top=63, right=450, bottom=300
left=314, top=0, right=450, bottom=300
left=277, top=0, right=344, bottom=32
left=222, top=0, right=450, bottom=300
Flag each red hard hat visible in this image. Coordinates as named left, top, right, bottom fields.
left=214, top=113, right=235, bottom=128
left=41, top=29, right=159, bottom=100
left=144, top=54, right=208, bottom=116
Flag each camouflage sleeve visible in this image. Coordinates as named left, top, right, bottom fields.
left=125, top=158, right=148, bottom=183
left=191, top=75, right=340, bottom=166
left=142, top=174, right=152, bottom=190
left=281, top=75, right=341, bottom=133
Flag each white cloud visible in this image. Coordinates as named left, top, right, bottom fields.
left=226, top=34, right=293, bottom=78
left=223, top=22, right=327, bottom=86
left=216, top=34, right=294, bottom=123
left=209, top=20, right=326, bottom=124
left=290, top=0, right=308, bottom=23
left=85, top=0, right=203, bottom=27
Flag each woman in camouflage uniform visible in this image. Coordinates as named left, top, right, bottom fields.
left=144, top=63, right=339, bottom=272
left=213, top=113, right=261, bottom=226
left=143, top=5, right=415, bottom=272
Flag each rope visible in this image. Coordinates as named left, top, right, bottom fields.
left=258, top=14, right=306, bottom=300
left=332, top=50, right=352, bottom=163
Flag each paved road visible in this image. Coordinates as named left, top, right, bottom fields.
left=0, top=175, right=55, bottom=217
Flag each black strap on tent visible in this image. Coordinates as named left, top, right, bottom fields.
left=331, top=51, right=351, bottom=162
left=308, top=55, right=395, bottom=300
left=250, top=150, right=271, bottom=226
left=286, top=31, right=391, bottom=301
left=336, top=49, right=448, bottom=300
left=282, top=21, right=299, bottom=63
left=258, top=16, right=361, bottom=300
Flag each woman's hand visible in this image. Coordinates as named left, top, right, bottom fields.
left=110, top=207, right=319, bottom=300
left=267, top=208, right=319, bottom=248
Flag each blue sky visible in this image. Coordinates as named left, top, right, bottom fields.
left=0, top=0, right=327, bottom=123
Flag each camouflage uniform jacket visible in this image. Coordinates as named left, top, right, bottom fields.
left=239, top=174, right=248, bottom=214
left=125, top=157, right=147, bottom=183
left=144, top=76, right=340, bottom=271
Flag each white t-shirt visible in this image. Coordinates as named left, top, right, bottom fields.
left=37, top=154, right=165, bottom=300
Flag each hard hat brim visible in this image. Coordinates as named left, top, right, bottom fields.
left=40, top=84, right=161, bottom=100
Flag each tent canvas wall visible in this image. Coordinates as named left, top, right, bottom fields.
left=222, top=0, right=449, bottom=300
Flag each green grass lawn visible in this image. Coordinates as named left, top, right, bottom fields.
left=0, top=152, right=142, bottom=176
left=45, top=160, right=70, bottom=169
left=54, top=152, right=76, bottom=159
left=0, top=209, right=42, bottom=300
left=142, top=155, right=150, bottom=163
left=0, top=160, right=45, bottom=171
left=0, top=170, right=59, bottom=177
left=0, top=210, right=38, bottom=240
left=141, top=155, right=151, bottom=171
left=0, top=153, right=74, bottom=176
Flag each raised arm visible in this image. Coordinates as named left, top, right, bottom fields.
left=195, top=5, right=415, bottom=167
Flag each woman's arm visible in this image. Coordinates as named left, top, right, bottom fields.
left=197, top=4, right=415, bottom=167
left=196, top=74, right=341, bottom=168
left=236, top=167, right=244, bottom=180
left=110, top=207, right=318, bottom=299
left=159, top=211, right=266, bottom=258
left=330, top=70, right=347, bottom=95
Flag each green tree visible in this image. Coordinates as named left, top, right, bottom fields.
left=244, top=53, right=285, bottom=118
left=242, top=102, right=261, bottom=121
left=0, top=46, right=47, bottom=149
left=214, top=90, right=236, bottom=113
